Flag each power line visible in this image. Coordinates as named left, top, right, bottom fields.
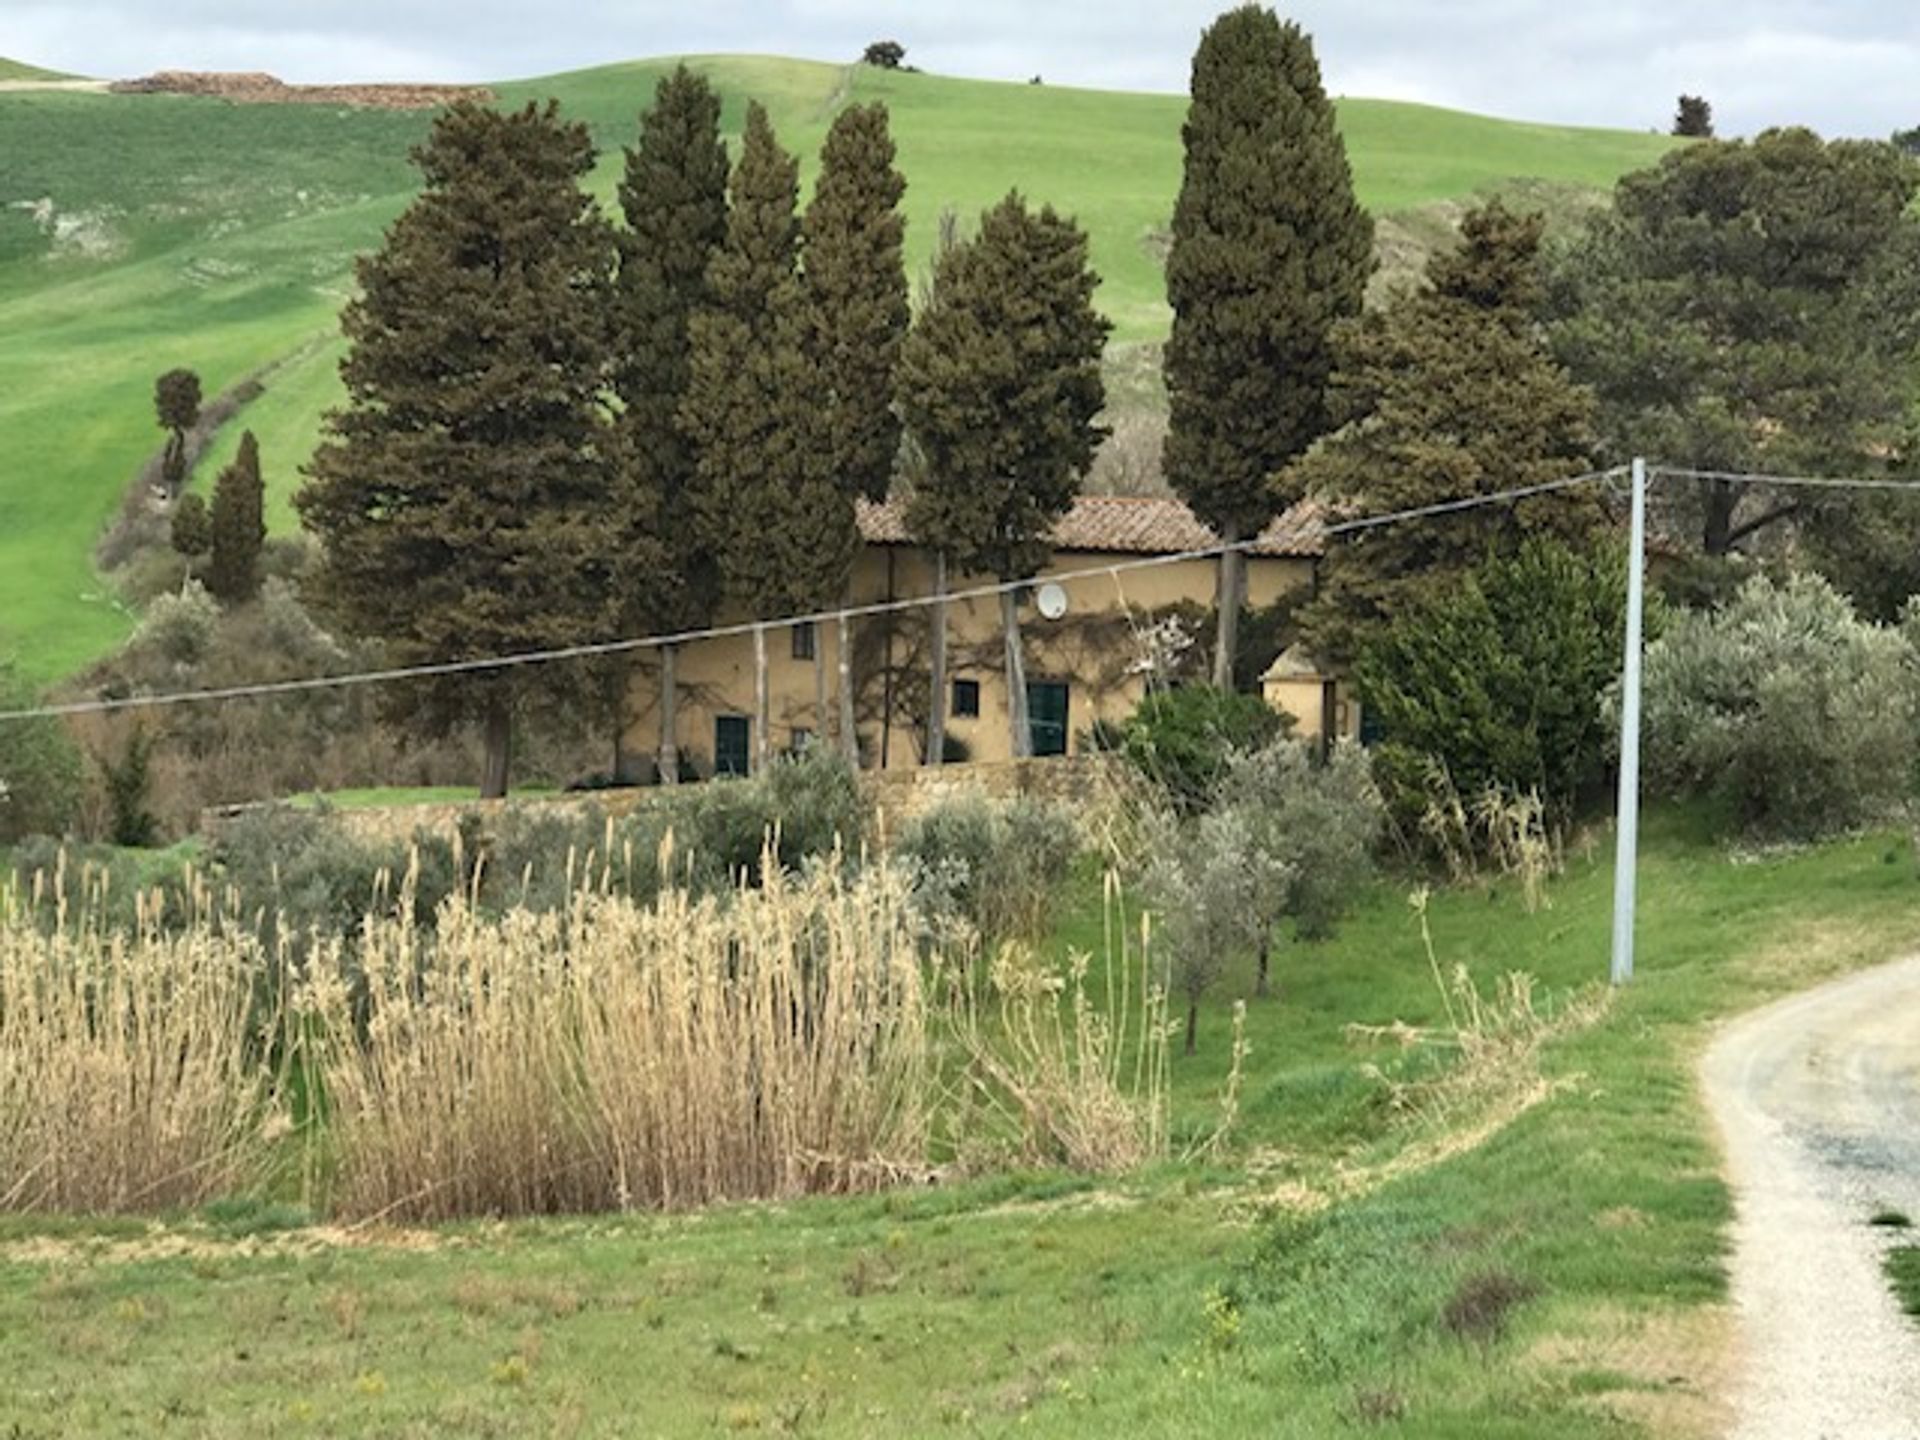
left=0, top=466, right=1624, bottom=725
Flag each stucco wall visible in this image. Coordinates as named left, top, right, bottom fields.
left=620, top=543, right=1319, bottom=777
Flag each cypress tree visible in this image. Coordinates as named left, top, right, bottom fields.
left=801, top=101, right=908, bottom=762
left=899, top=192, right=1110, bottom=760
left=1297, top=202, right=1604, bottom=664
left=611, top=65, right=730, bottom=783
left=681, top=102, right=853, bottom=772
left=297, top=101, right=616, bottom=799
left=206, top=429, right=265, bottom=605
left=153, top=368, right=201, bottom=496
left=1164, top=6, right=1373, bottom=688
left=170, top=491, right=210, bottom=557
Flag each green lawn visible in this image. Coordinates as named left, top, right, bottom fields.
left=3, top=811, right=1913, bottom=1436
left=0, top=56, right=1677, bottom=682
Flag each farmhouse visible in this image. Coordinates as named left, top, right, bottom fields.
left=620, top=493, right=1359, bottom=777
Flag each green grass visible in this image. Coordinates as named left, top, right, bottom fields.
left=286, top=784, right=557, bottom=810
left=1890, top=1247, right=1920, bottom=1320
left=0, top=55, right=1677, bottom=682
left=0, top=56, right=77, bottom=81
left=3, top=811, right=1915, bottom=1436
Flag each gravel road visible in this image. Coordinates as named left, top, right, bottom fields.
left=1703, top=953, right=1920, bottom=1439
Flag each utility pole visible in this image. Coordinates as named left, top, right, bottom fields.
left=1610, top=457, right=1648, bottom=985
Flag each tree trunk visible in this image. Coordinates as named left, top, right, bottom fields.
left=657, top=644, right=679, bottom=785
left=754, top=623, right=771, bottom=773
left=480, top=696, right=512, bottom=800
left=609, top=659, right=629, bottom=784
left=1211, top=536, right=1245, bottom=690
left=1702, top=479, right=1736, bottom=556
left=1184, top=997, right=1199, bottom=1057
left=1001, top=586, right=1031, bottom=760
left=1255, top=934, right=1271, bottom=999
left=926, top=551, right=949, bottom=767
left=837, top=608, right=859, bottom=768
left=813, top=639, right=829, bottom=753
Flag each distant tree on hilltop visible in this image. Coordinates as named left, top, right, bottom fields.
left=1673, top=95, right=1714, bottom=138
left=862, top=41, right=906, bottom=69
left=153, top=368, right=201, bottom=496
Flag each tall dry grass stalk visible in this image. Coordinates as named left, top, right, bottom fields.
left=300, top=848, right=936, bottom=1220
left=1347, top=889, right=1608, bottom=1126
left=1417, top=762, right=1561, bottom=912
left=0, top=859, right=290, bottom=1213
left=948, top=871, right=1172, bottom=1172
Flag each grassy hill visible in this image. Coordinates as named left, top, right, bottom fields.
left=0, top=54, right=1677, bottom=681
left=0, top=56, right=77, bottom=81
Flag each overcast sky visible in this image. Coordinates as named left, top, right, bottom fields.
left=5, top=2, right=1915, bottom=138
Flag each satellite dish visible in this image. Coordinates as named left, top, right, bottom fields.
left=1035, top=582, right=1069, bottom=621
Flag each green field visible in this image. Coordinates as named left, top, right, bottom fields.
left=0, top=56, right=77, bottom=81
left=0, top=54, right=1678, bottom=681
left=3, top=811, right=1914, bottom=1435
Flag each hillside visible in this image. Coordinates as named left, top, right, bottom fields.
left=0, top=56, right=77, bottom=81
left=0, top=54, right=1678, bottom=680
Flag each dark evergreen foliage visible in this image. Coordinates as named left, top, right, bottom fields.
left=297, top=101, right=617, bottom=798
left=1164, top=6, right=1373, bottom=685
left=1551, top=128, right=1920, bottom=558
left=1672, top=95, right=1714, bottom=138
left=1357, top=539, right=1629, bottom=827
left=611, top=64, right=730, bottom=635
left=862, top=41, right=906, bottom=69
left=206, top=430, right=265, bottom=605
left=153, top=367, right=201, bottom=495
left=169, top=492, right=210, bottom=556
left=899, top=192, right=1110, bottom=756
left=1298, top=202, right=1605, bottom=664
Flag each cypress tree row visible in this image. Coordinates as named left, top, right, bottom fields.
left=1297, top=202, right=1604, bottom=664
left=611, top=64, right=731, bottom=783
left=801, top=101, right=908, bottom=762
left=899, top=193, right=1110, bottom=760
left=298, top=101, right=617, bottom=799
left=1164, top=6, right=1373, bottom=688
left=681, top=102, right=853, bottom=772
left=206, top=429, right=265, bottom=606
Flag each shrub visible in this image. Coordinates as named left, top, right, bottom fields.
left=892, top=793, right=1078, bottom=944
left=1142, top=805, right=1291, bottom=1054
left=1357, top=540, right=1627, bottom=831
left=1217, top=740, right=1382, bottom=992
left=132, top=578, right=221, bottom=669
left=0, top=668, right=84, bottom=843
left=102, top=727, right=160, bottom=847
left=1638, top=572, right=1917, bottom=840
left=862, top=40, right=906, bottom=68
left=1101, top=685, right=1286, bottom=814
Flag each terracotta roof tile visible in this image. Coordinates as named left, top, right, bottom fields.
left=855, top=494, right=1323, bottom=559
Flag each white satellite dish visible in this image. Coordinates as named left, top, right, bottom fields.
left=1035, top=582, right=1069, bottom=621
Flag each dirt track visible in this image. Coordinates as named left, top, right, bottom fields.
left=1703, top=953, right=1920, bottom=1438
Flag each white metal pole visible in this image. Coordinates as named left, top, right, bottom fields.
left=1610, top=457, right=1648, bottom=985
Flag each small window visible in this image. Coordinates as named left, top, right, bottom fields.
left=951, top=678, right=981, bottom=718
left=791, top=621, right=816, bottom=661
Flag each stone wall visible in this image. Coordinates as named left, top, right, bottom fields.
left=202, top=754, right=1126, bottom=850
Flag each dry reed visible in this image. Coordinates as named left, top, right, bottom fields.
left=0, top=859, right=290, bottom=1213
left=300, top=847, right=936, bottom=1220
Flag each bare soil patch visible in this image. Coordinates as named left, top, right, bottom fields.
left=109, top=70, right=490, bottom=110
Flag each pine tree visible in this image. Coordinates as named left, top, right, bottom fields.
left=297, top=101, right=616, bottom=799
left=681, top=102, right=854, bottom=772
left=1673, top=95, right=1714, bottom=138
left=611, top=64, right=730, bottom=784
left=206, top=430, right=265, bottom=605
left=899, top=193, right=1110, bottom=760
left=1297, top=202, right=1605, bottom=664
left=802, top=101, right=908, bottom=762
left=1164, top=6, right=1373, bottom=689
left=153, top=368, right=201, bottom=496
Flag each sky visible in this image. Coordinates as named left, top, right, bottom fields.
left=4, top=1, right=1916, bottom=138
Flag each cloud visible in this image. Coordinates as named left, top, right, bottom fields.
left=2, top=1, right=1912, bottom=136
